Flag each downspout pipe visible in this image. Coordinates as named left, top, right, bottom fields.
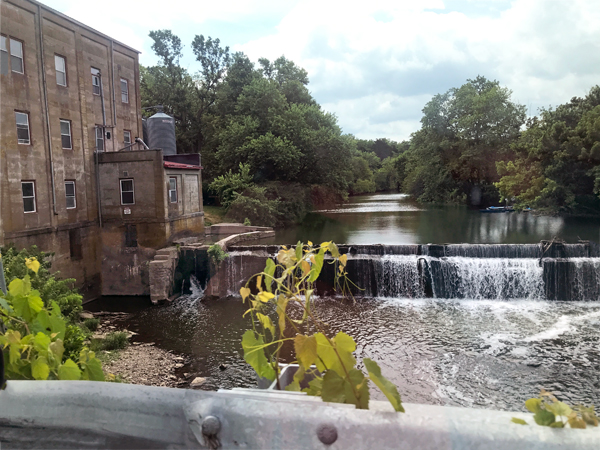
left=38, top=5, right=58, bottom=215
left=94, top=72, right=107, bottom=228
left=110, top=40, right=117, bottom=148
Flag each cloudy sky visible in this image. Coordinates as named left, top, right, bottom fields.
left=43, top=0, right=600, bottom=141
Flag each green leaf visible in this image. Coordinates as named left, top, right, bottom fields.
left=308, top=248, right=325, bottom=282
left=276, top=295, right=289, bottom=333
left=11, top=290, right=44, bottom=322
left=511, top=418, right=528, bottom=425
left=82, top=357, right=105, bottom=381
left=549, top=421, right=565, bottom=428
left=534, top=409, right=556, bottom=426
left=345, top=368, right=369, bottom=409
left=314, top=332, right=356, bottom=375
left=241, top=330, right=275, bottom=381
left=256, top=313, right=275, bottom=337
left=31, top=356, right=50, bottom=380
left=295, top=241, right=303, bottom=263
left=321, top=369, right=346, bottom=403
left=364, top=358, right=404, bottom=412
left=8, top=278, right=27, bottom=297
left=58, top=358, right=82, bottom=380
left=525, top=398, right=542, bottom=413
left=49, top=339, right=65, bottom=365
left=33, top=332, right=51, bottom=357
left=264, top=259, right=276, bottom=293
left=294, top=334, right=318, bottom=368
left=303, top=377, right=323, bottom=396
left=0, top=296, right=13, bottom=313
left=285, top=381, right=301, bottom=392
left=546, top=401, right=572, bottom=418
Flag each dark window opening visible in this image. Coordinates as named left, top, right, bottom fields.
left=125, top=224, right=138, bottom=248
left=69, top=228, right=83, bottom=260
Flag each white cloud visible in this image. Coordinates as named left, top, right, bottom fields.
left=41, top=0, right=600, bottom=140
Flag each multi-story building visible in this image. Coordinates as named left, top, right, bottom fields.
left=1, top=0, right=204, bottom=298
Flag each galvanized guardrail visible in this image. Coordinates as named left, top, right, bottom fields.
left=0, top=381, right=598, bottom=449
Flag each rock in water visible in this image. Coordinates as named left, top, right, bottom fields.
left=190, top=377, right=206, bottom=388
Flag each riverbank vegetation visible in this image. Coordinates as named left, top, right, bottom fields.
left=142, top=30, right=600, bottom=219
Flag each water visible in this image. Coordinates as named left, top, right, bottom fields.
left=88, top=193, right=600, bottom=411
left=269, top=192, right=600, bottom=245
left=91, top=295, right=600, bottom=411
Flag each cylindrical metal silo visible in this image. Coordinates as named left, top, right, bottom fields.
left=147, top=109, right=176, bottom=156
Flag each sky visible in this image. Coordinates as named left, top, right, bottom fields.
left=43, top=0, right=600, bottom=141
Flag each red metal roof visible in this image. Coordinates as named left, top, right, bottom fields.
left=163, top=161, right=202, bottom=170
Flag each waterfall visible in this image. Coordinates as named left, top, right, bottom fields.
left=374, top=255, right=424, bottom=298
left=430, top=257, right=544, bottom=300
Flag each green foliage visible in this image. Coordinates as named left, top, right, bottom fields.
left=243, top=218, right=251, bottom=226
left=96, top=332, right=129, bottom=351
left=496, top=86, right=600, bottom=214
left=512, top=390, right=599, bottom=428
left=0, top=260, right=104, bottom=382
left=240, top=242, right=404, bottom=412
left=0, top=245, right=83, bottom=319
left=83, top=318, right=99, bottom=332
left=209, top=163, right=254, bottom=208
left=225, top=186, right=281, bottom=227
left=207, top=244, right=229, bottom=266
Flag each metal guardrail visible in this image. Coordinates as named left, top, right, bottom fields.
left=0, top=381, right=599, bottom=449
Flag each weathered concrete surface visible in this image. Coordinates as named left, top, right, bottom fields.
left=1, top=381, right=599, bottom=449
left=206, top=223, right=272, bottom=235
left=149, top=246, right=179, bottom=303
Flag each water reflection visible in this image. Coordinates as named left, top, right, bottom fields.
left=271, top=192, right=600, bottom=245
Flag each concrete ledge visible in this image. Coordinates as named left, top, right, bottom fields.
left=1, top=381, right=598, bottom=449
left=215, top=230, right=275, bottom=251
left=206, top=223, right=273, bottom=235
left=148, top=246, right=179, bottom=304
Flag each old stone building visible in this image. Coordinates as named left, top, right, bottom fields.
left=0, top=0, right=204, bottom=298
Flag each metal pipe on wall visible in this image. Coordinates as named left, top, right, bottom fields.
left=110, top=40, right=117, bottom=150
left=37, top=4, right=58, bottom=215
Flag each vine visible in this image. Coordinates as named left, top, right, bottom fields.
left=240, top=241, right=404, bottom=411
left=512, top=390, right=599, bottom=428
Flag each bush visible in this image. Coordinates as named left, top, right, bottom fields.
left=98, top=332, right=129, bottom=351
left=83, top=317, right=99, bottom=332
left=243, top=217, right=251, bottom=226
left=0, top=245, right=83, bottom=319
left=209, top=163, right=254, bottom=208
left=225, top=186, right=280, bottom=226
left=207, top=244, right=229, bottom=266
left=0, top=258, right=104, bottom=381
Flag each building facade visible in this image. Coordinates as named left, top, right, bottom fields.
left=0, top=0, right=204, bottom=298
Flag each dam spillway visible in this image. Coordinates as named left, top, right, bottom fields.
left=177, top=242, right=600, bottom=301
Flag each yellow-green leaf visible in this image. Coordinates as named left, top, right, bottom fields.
left=240, top=287, right=251, bottom=301
left=49, top=339, right=65, bottom=363
left=546, top=401, right=573, bottom=418
left=534, top=409, right=556, bottom=426
left=32, top=356, right=50, bottom=380
left=82, top=357, right=105, bottom=381
left=257, top=291, right=275, bottom=303
left=257, top=313, right=275, bottom=336
left=339, top=254, right=348, bottom=267
left=294, top=334, right=318, bottom=368
left=25, top=257, right=40, bottom=274
left=364, top=358, right=404, bottom=412
left=511, top=418, right=528, bottom=425
left=525, top=398, right=542, bottom=413
left=58, top=358, right=82, bottom=380
left=314, top=332, right=356, bottom=375
left=33, top=332, right=51, bottom=357
left=276, top=295, right=289, bottom=333
left=345, top=368, right=369, bottom=409
left=264, top=259, right=276, bottom=292
left=308, top=248, right=325, bottom=282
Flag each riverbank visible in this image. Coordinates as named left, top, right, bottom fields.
left=90, top=312, right=207, bottom=389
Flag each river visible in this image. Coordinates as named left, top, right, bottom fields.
left=269, top=192, right=600, bottom=245
left=90, top=193, right=600, bottom=411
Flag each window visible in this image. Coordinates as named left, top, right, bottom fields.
left=168, top=177, right=177, bottom=203
left=9, top=38, right=23, bottom=74
left=55, top=55, right=66, bottom=86
left=95, top=127, right=104, bottom=151
left=69, top=228, right=82, bottom=259
left=123, top=130, right=131, bottom=146
left=120, top=78, right=128, bottom=103
left=15, top=112, right=30, bottom=145
left=65, top=181, right=76, bottom=209
left=22, top=181, right=36, bottom=213
left=120, top=179, right=135, bottom=205
left=1, top=36, right=8, bottom=75
left=91, top=67, right=100, bottom=95
left=60, top=119, right=72, bottom=149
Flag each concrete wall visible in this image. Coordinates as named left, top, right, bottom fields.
left=97, top=150, right=204, bottom=295
left=0, top=0, right=142, bottom=298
